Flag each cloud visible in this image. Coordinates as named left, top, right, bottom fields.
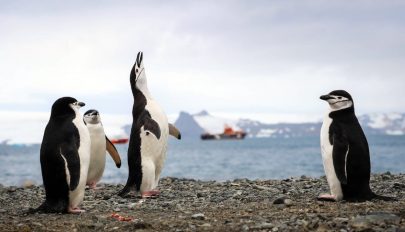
left=1, top=0, right=405, bottom=120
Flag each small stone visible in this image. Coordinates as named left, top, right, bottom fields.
left=114, top=208, right=121, bottom=212
left=252, top=222, right=274, bottom=230
left=7, top=187, right=17, bottom=192
left=23, top=180, right=35, bottom=188
left=31, top=222, right=43, bottom=227
left=196, top=192, right=204, bottom=198
left=333, top=217, right=349, bottom=224
left=273, top=196, right=293, bottom=206
left=350, top=212, right=400, bottom=228
left=316, top=224, right=330, bottom=232
left=241, top=225, right=249, bottom=231
left=191, top=213, right=205, bottom=220
left=283, top=199, right=293, bottom=206
left=200, top=223, right=211, bottom=227
left=128, top=203, right=137, bottom=209
left=234, top=190, right=243, bottom=196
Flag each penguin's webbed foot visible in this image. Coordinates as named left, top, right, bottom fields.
left=141, top=190, right=160, bottom=199
left=68, top=207, right=85, bottom=214
left=317, top=194, right=338, bottom=202
left=88, top=182, right=100, bottom=190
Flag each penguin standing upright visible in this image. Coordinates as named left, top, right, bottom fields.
left=318, top=90, right=391, bottom=201
left=84, top=109, right=122, bottom=189
left=36, top=97, right=91, bottom=213
left=118, top=52, right=181, bottom=198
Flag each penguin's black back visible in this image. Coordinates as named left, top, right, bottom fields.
left=38, top=97, right=81, bottom=213
left=118, top=62, right=146, bottom=196
left=329, top=107, right=373, bottom=200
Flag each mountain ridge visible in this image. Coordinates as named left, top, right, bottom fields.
left=172, top=111, right=405, bottom=139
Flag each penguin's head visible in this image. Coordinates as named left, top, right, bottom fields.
left=83, top=109, right=101, bottom=124
left=320, top=90, right=353, bottom=111
left=51, top=97, right=85, bottom=118
left=130, top=51, right=146, bottom=89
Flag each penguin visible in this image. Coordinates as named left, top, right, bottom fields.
left=83, top=109, right=122, bottom=189
left=318, top=90, right=392, bottom=201
left=36, top=97, right=91, bottom=213
left=118, top=51, right=181, bottom=198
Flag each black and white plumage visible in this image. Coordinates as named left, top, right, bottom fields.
left=319, top=90, right=392, bottom=201
left=35, top=97, right=91, bottom=213
left=84, top=109, right=121, bottom=189
left=118, top=52, right=180, bottom=198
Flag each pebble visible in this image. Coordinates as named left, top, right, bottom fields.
left=251, top=222, right=274, bottom=229
left=350, top=212, right=400, bottom=229
left=191, top=213, right=205, bottom=220
left=22, top=180, right=35, bottom=188
left=1, top=174, right=404, bottom=231
left=200, top=223, right=211, bottom=227
left=273, top=196, right=293, bottom=206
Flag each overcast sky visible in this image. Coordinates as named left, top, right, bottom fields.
left=1, top=0, right=405, bottom=143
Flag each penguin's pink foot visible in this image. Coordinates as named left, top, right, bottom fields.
left=87, top=182, right=100, bottom=189
left=317, top=194, right=337, bottom=201
left=141, top=190, right=160, bottom=198
left=68, top=207, right=85, bottom=214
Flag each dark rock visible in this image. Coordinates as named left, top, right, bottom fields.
left=273, top=196, right=293, bottom=206
left=350, top=212, right=400, bottom=229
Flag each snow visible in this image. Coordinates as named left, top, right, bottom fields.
left=387, top=113, right=402, bottom=121
left=256, top=129, right=277, bottom=138
left=193, top=114, right=240, bottom=134
left=367, top=113, right=405, bottom=129
left=368, top=114, right=388, bottom=128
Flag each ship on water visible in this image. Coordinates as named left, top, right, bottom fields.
left=201, top=125, right=247, bottom=140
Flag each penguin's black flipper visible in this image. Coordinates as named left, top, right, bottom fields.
left=60, top=143, right=81, bottom=191
left=140, top=111, right=161, bottom=139
left=106, top=136, right=122, bottom=168
left=332, top=134, right=349, bottom=185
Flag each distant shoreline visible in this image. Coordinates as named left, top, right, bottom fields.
left=1, top=173, right=404, bottom=231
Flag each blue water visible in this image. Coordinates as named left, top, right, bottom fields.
left=0, top=136, right=404, bottom=186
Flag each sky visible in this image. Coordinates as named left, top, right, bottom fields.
left=1, top=0, right=405, bottom=143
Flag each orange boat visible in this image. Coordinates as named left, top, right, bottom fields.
left=201, top=125, right=247, bottom=140
left=110, top=138, right=129, bottom=144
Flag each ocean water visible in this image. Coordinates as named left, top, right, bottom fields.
left=0, top=135, right=404, bottom=186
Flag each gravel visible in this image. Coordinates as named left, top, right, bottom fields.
left=0, top=173, right=404, bottom=231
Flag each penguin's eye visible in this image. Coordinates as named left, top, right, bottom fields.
left=73, top=102, right=77, bottom=105
left=136, top=69, right=138, bottom=73
left=337, top=97, right=342, bottom=99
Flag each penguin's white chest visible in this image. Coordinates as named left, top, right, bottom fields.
left=86, top=123, right=106, bottom=184
left=139, top=99, right=169, bottom=191
left=69, top=115, right=91, bottom=208
left=320, top=114, right=343, bottom=200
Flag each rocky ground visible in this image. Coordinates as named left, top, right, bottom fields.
left=0, top=173, right=404, bottom=232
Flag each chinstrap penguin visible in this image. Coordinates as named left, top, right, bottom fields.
left=319, top=90, right=393, bottom=202
left=84, top=109, right=122, bottom=189
left=34, top=97, right=91, bottom=213
left=118, top=52, right=181, bottom=198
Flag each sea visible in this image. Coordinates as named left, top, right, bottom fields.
left=0, top=135, right=404, bottom=186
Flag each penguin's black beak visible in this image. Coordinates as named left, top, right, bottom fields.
left=320, top=95, right=334, bottom=101
left=78, top=102, right=85, bottom=107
